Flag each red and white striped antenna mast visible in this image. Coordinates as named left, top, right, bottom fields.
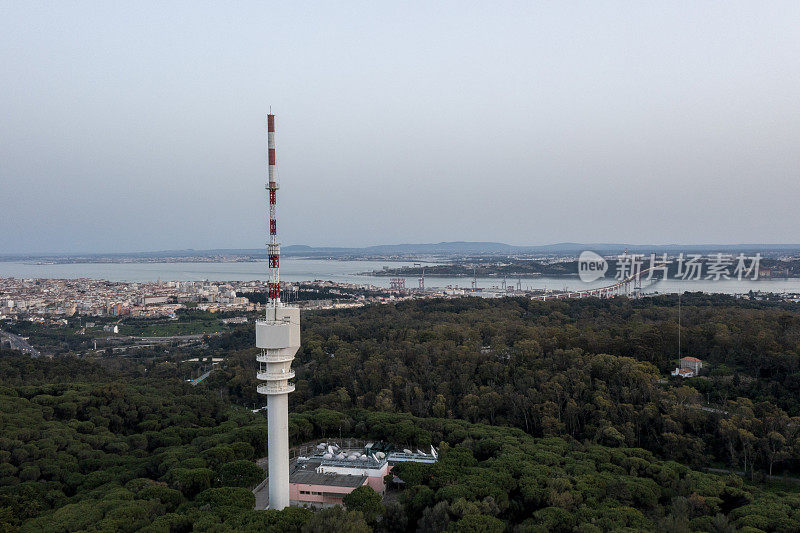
left=267, top=112, right=280, bottom=312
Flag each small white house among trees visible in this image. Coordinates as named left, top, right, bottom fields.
left=671, top=356, right=703, bottom=378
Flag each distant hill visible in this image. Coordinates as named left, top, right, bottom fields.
left=4, top=242, right=800, bottom=262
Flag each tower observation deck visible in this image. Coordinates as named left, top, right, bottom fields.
left=256, top=113, right=300, bottom=511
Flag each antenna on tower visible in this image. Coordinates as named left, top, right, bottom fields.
left=266, top=112, right=281, bottom=313
left=677, top=292, right=682, bottom=358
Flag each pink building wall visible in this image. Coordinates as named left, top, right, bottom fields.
left=365, top=475, right=385, bottom=494
left=290, top=478, right=368, bottom=506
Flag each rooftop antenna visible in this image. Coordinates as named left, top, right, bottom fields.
left=678, top=292, right=682, bottom=359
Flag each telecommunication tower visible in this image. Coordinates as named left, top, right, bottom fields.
left=255, top=113, right=300, bottom=510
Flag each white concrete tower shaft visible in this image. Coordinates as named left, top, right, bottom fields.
left=256, top=113, right=300, bottom=510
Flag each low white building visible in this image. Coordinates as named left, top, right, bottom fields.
left=671, top=357, right=703, bottom=378
left=671, top=367, right=694, bottom=378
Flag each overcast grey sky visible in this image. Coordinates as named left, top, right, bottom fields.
left=1, top=1, right=799, bottom=253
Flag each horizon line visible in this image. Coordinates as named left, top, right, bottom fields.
left=3, top=241, right=800, bottom=257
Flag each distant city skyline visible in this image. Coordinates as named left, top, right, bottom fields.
left=2, top=2, right=799, bottom=254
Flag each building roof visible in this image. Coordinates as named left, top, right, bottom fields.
left=320, top=457, right=387, bottom=469
left=387, top=452, right=438, bottom=464
left=290, top=470, right=367, bottom=488
left=680, top=356, right=701, bottom=362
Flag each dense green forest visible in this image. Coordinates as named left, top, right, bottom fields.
left=3, top=353, right=800, bottom=532
left=212, top=295, right=800, bottom=479
left=3, top=294, right=800, bottom=531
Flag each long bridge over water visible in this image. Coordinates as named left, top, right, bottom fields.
left=532, top=261, right=666, bottom=300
